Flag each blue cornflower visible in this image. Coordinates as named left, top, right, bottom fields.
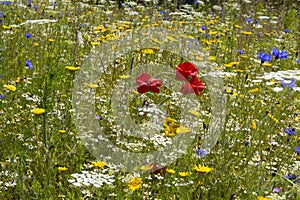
left=296, top=59, right=300, bottom=63
left=246, top=18, right=252, bottom=23
left=294, top=146, right=300, bottom=154
left=196, top=148, right=208, bottom=157
left=0, top=1, right=12, bottom=5
left=285, top=174, right=298, bottom=180
left=25, top=33, right=32, bottom=38
left=271, top=47, right=288, bottom=59
left=159, top=10, right=165, bottom=15
left=258, top=52, right=272, bottom=63
left=33, top=6, right=38, bottom=11
left=285, top=128, right=296, bottom=135
left=27, top=0, right=32, bottom=7
left=284, top=29, right=290, bottom=33
left=280, top=78, right=296, bottom=88
left=238, top=49, right=244, bottom=54
left=189, top=38, right=199, bottom=47
left=204, top=33, right=210, bottom=38
left=201, top=25, right=207, bottom=30
left=0, top=94, right=4, bottom=99
left=26, top=60, right=33, bottom=69
left=0, top=75, right=3, bottom=78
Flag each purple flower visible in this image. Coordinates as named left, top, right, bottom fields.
left=285, top=128, right=296, bottom=135
left=204, top=33, right=210, bottom=38
left=196, top=148, right=208, bottom=157
left=26, top=60, right=33, bottom=69
left=159, top=10, right=165, bottom=15
left=272, top=187, right=280, bottom=193
left=0, top=94, right=5, bottom=99
left=258, top=52, right=272, bottom=63
left=296, top=59, right=300, bottom=63
left=284, top=29, right=290, bottom=33
left=238, top=49, right=244, bottom=54
left=33, top=6, right=38, bottom=11
left=271, top=47, right=288, bottom=59
left=294, top=146, right=300, bottom=154
left=280, top=78, right=296, bottom=89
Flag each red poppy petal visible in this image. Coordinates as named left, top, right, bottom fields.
left=137, top=85, right=150, bottom=93
left=149, top=85, right=160, bottom=93
left=136, top=73, right=151, bottom=84
left=150, top=79, right=163, bottom=86
left=193, top=85, right=205, bottom=95
left=180, top=83, right=194, bottom=95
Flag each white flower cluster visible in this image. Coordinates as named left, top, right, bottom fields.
left=68, top=170, right=115, bottom=188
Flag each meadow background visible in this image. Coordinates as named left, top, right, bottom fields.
left=0, top=0, right=299, bottom=199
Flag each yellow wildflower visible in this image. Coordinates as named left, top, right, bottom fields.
left=128, top=177, right=143, bottom=191
left=193, top=164, right=213, bottom=173
left=58, top=130, right=66, bottom=133
left=84, top=83, right=98, bottom=88
left=120, top=75, right=131, bottom=79
left=91, top=41, right=100, bottom=46
left=257, top=196, right=272, bottom=200
left=178, top=171, right=189, bottom=177
left=233, top=69, right=244, bottom=73
left=268, top=113, right=279, bottom=123
left=58, top=167, right=68, bottom=172
left=166, top=35, right=176, bottom=41
left=142, top=49, right=154, bottom=54
left=241, top=31, right=253, bottom=35
left=224, top=62, right=239, bottom=67
left=4, top=85, right=16, bottom=91
left=251, top=88, right=259, bottom=94
left=2, top=25, right=11, bottom=29
left=262, top=63, right=272, bottom=67
left=166, top=168, right=175, bottom=174
left=140, top=164, right=153, bottom=171
left=65, top=66, right=80, bottom=71
left=91, top=161, right=107, bottom=169
left=208, top=56, right=216, bottom=61
left=252, top=120, right=257, bottom=129
left=31, top=108, right=46, bottom=115
left=176, top=126, right=189, bottom=134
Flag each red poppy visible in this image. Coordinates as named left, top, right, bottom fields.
left=136, top=73, right=163, bottom=94
left=180, top=77, right=205, bottom=96
left=175, top=62, right=198, bottom=82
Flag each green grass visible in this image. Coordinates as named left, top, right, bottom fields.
left=0, top=0, right=299, bottom=199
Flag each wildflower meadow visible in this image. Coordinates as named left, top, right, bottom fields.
left=0, top=0, right=299, bottom=199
